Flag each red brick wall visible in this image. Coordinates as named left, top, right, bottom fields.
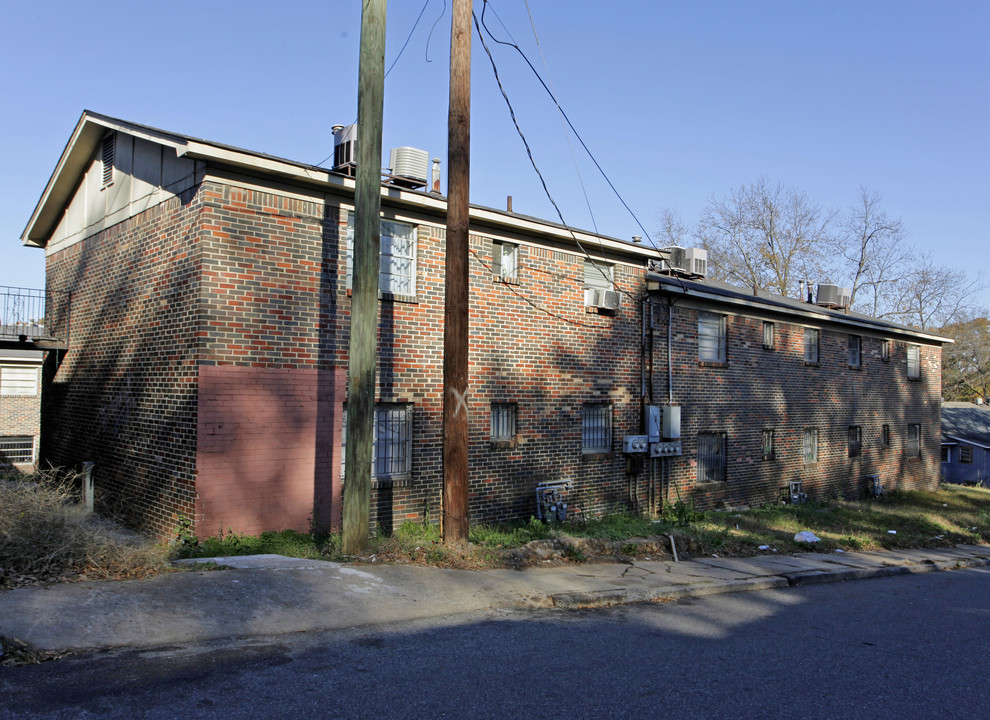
left=655, top=301, right=942, bottom=508
left=196, top=365, right=344, bottom=537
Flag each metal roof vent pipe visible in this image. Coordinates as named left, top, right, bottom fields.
left=431, top=157, right=442, bottom=194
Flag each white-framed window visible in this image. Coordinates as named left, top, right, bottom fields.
left=848, top=425, right=862, bottom=457
left=881, top=339, right=892, bottom=362
left=492, top=241, right=519, bottom=282
left=0, top=435, right=35, bottom=465
left=582, top=402, right=612, bottom=454
left=907, top=344, right=920, bottom=379
left=698, top=312, right=726, bottom=363
left=697, top=432, right=727, bottom=482
left=762, top=429, right=775, bottom=460
left=0, top=366, right=39, bottom=396
left=341, top=403, right=413, bottom=480
left=803, top=428, right=818, bottom=463
left=906, top=423, right=921, bottom=458
left=804, top=328, right=819, bottom=363
left=490, top=403, right=518, bottom=446
left=848, top=336, right=862, bottom=367
left=583, top=259, right=615, bottom=308
left=346, top=215, right=417, bottom=297
left=762, top=321, right=775, bottom=350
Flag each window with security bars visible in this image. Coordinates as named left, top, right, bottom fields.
left=340, top=404, right=413, bottom=480
left=346, top=216, right=417, bottom=297
left=804, top=328, right=819, bottom=363
left=490, top=403, right=517, bottom=446
left=848, top=336, right=861, bottom=367
left=907, top=345, right=920, bottom=378
left=492, top=242, right=518, bottom=282
left=582, top=403, right=612, bottom=453
left=0, top=436, right=34, bottom=464
left=882, top=424, right=891, bottom=448
left=906, top=423, right=921, bottom=458
left=803, top=428, right=818, bottom=463
left=762, top=321, right=775, bottom=350
left=697, top=432, right=726, bottom=482
left=848, top=426, right=862, bottom=457
left=0, top=366, right=38, bottom=396
left=762, top=429, right=775, bottom=460
left=698, top=312, right=726, bottom=363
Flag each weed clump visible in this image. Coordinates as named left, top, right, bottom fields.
left=0, top=470, right=168, bottom=590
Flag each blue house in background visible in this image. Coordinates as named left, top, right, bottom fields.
left=941, top=401, right=990, bottom=486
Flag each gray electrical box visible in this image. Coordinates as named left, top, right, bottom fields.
left=647, top=406, right=662, bottom=443
left=663, top=405, right=681, bottom=440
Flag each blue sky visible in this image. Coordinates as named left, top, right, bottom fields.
left=3, top=0, right=987, bottom=308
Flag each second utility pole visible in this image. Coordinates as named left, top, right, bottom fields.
left=442, top=0, right=471, bottom=545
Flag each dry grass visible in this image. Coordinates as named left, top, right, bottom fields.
left=0, top=470, right=169, bottom=591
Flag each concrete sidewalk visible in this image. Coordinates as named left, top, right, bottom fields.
left=2, top=545, right=990, bottom=653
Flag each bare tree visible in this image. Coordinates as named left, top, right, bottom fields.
left=840, top=187, right=911, bottom=316
left=695, top=178, right=838, bottom=297
left=940, top=312, right=990, bottom=401
left=655, top=207, right=688, bottom=248
left=890, top=252, right=988, bottom=330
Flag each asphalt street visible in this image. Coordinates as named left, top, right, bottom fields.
left=3, top=566, right=988, bottom=719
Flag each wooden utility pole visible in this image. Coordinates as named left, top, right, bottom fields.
left=343, top=0, right=386, bottom=555
left=442, top=0, right=472, bottom=544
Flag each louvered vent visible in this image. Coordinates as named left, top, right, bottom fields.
left=102, top=132, right=115, bottom=186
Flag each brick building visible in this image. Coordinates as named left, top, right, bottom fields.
left=0, top=348, right=44, bottom=471
left=21, top=112, right=949, bottom=539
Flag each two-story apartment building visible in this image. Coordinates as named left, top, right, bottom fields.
left=20, top=112, right=948, bottom=539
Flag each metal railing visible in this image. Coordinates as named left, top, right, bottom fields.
left=0, top=286, right=69, bottom=344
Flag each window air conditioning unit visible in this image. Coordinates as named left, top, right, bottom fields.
left=600, top=290, right=621, bottom=310
left=684, top=247, right=708, bottom=277
left=585, top=288, right=600, bottom=306
left=816, top=283, right=840, bottom=306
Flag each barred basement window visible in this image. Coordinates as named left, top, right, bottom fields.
left=762, top=429, right=775, bottom=460
left=804, top=328, right=819, bottom=363
left=907, top=344, right=920, bottom=379
left=340, top=403, right=413, bottom=480
left=0, top=436, right=34, bottom=465
left=906, top=423, right=921, bottom=458
left=490, top=403, right=517, bottom=446
left=848, top=425, right=862, bottom=457
left=848, top=336, right=862, bottom=367
left=582, top=402, right=612, bottom=454
left=102, top=132, right=115, bottom=187
left=0, top=366, right=38, bottom=396
left=698, top=311, right=726, bottom=363
left=492, top=241, right=519, bottom=282
left=762, top=321, right=775, bottom=350
left=803, top=428, right=818, bottom=463
left=697, top=432, right=726, bottom=482
left=960, top=446, right=973, bottom=464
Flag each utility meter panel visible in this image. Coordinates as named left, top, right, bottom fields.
left=623, top=435, right=649, bottom=454
left=663, top=405, right=681, bottom=439
left=647, top=406, right=662, bottom=443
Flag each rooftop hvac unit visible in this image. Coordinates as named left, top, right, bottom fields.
left=332, top=124, right=357, bottom=173
left=388, top=146, right=429, bottom=188
left=684, top=247, right=708, bottom=277
left=816, top=283, right=840, bottom=306
left=662, top=246, right=689, bottom=273
left=837, top=287, right=852, bottom=308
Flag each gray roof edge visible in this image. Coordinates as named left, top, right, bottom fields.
left=648, top=273, right=953, bottom=343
